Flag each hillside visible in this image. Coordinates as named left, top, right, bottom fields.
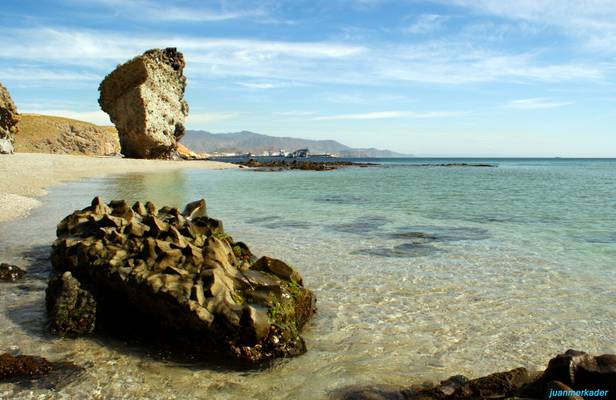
left=15, top=114, right=120, bottom=156
left=182, top=130, right=407, bottom=158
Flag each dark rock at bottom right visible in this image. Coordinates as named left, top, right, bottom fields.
left=332, top=349, right=616, bottom=400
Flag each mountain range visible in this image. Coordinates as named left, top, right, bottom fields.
left=182, top=130, right=408, bottom=158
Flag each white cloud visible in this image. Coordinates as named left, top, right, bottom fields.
left=235, top=82, right=280, bottom=89
left=406, top=14, right=450, bottom=34
left=273, top=111, right=317, bottom=116
left=79, top=0, right=265, bottom=22
left=313, top=110, right=464, bottom=120
left=0, top=25, right=607, bottom=88
left=0, top=67, right=99, bottom=81
left=186, top=112, right=239, bottom=125
left=447, top=0, right=616, bottom=53
left=503, top=98, right=573, bottom=109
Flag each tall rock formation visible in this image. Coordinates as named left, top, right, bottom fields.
left=0, top=82, right=20, bottom=154
left=98, top=48, right=189, bottom=159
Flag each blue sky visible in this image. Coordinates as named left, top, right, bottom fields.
left=2, top=0, right=615, bottom=156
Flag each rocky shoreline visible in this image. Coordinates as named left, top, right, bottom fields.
left=333, top=349, right=615, bottom=399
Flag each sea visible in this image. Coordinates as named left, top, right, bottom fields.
left=1, top=158, right=615, bottom=399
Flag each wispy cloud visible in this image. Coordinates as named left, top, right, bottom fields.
left=0, top=25, right=606, bottom=88
left=0, top=67, right=99, bottom=82
left=235, top=82, right=281, bottom=89
left=447, top=0, right=616, bottom=53
left=503, top=98, right=573, bottom=109
left=406, top=14, right=450, bottom=34
left=80, top=0, right=266, bottom=22
left=273, top=111, right=317, bottom=116
left=313, top=110, right=465, bottom=120
left=186, top=112, right=239, bottom=125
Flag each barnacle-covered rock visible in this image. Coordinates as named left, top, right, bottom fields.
left=47, top=197, right=316, bottom=363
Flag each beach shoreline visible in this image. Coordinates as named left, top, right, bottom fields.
left=0, top=153, right=237, bottom=223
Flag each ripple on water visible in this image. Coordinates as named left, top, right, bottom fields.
left=352, top=242, right=444, bottom=258
left=246, top=215, right=312, bottom=230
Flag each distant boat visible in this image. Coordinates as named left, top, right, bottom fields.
left=289, top=148, right=310, bottom=158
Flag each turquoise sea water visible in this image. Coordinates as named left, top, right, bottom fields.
left=1, top=158, right=615, bottom=399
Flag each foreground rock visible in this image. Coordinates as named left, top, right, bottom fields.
left=0, top=353, right=84, bottom=389
left=98, top=48, right=189, bottom=159
left=0, top=82, right=20, bottom=154
left=15, top=114, right=120, bottom=156
left=47, top=197, right=316, bottom=363
left=0, top=263, right=26, bottom=282
left=333, top=350, right=615, bottom=399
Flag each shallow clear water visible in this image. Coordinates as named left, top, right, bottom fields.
left=1, top=159, right=615, bottom=399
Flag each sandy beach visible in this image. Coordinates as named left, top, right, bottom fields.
left=0, top=152, right=236, bottom=223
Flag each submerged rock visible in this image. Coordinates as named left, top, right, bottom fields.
left=0, top=353, right=85, bottom=389
left=98, top=48, right=189, bottom=159
left=0, top=82, right=19, bottom=153
left=332, top=350, right=615, bottom=400
left=0, top=263, right=26, bottom=282
left=0, top=353, right=52, bottom=380
left=47, top=197, right=316, bottom=363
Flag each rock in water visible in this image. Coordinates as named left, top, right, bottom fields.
left=46, top=271, right=96, bottom=336
left=47, top=197, right=316, bottom=363
left=0, top=82, right=19, bottom=154
left=0, top=263, right=26, bottom=282
left=0, top=353, right=52, bottom=380
left=98, top=48, right=189, bottom=159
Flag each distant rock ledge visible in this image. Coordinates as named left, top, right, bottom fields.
left=235, top=159, right=377, bottom=171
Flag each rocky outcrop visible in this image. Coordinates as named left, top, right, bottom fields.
left=176, top=142, right=202, bottom=160
left=98, top=48, right=189, bottom=159
left=0, top=263, right=26, bottom=282
left=15, top=114, right=120, bottom=156
left=0, top=82, right=19, bottom=154
left=333, top=350, right=615, bottom=399
left=47, top=197, right=316, bottom=363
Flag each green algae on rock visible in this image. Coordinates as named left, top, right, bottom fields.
left=46, top=197, right=316, bottom=364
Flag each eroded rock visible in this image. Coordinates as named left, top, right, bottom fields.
left=0, top=82, right=19, bottom=153
left=47, top=197, right=316, bottom=363
left=98, top=48, right=189, bottom=159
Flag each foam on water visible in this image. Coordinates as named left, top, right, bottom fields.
left=1, top=159, right=615, bottom=399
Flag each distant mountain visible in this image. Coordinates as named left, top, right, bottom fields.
left=182, top=130, right=409, bottom=158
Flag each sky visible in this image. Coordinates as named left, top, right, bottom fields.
left=2, top=0, right=615, bottom=157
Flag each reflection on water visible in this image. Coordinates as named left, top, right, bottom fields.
left=1, top=161, right=616, bottom=399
